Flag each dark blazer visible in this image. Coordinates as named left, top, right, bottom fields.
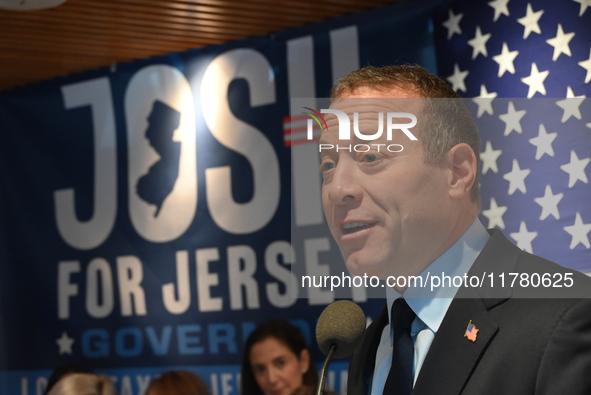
left=348, top=229, right=591, bottom=394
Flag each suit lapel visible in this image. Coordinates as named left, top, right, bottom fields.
left=412, top=296, right=498, bottom=395
left=349, top=230, right=522, bottom=395
left=412, top=230, right=519, bottom=395
left=348, top=305, right=388, bottom=395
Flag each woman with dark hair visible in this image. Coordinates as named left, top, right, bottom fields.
left=241, top=319, right=334, bottom=395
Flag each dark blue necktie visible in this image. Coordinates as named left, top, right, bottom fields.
left=383, top=298, right=416, bottom=394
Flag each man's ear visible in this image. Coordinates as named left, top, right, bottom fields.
left=299, top=349, right=310, bottom=374
left=447, top=143, right=477, bottom=200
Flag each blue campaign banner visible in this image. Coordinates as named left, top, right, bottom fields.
left=0, top=1, right=442, bottom=394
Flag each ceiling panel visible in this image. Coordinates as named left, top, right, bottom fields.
left=0, top=0, right=404, bottom=92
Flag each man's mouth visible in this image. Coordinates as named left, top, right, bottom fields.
left=342, top=222, right=375, bottom=234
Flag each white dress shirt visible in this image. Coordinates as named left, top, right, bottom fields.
left=370, top=218, right=490, bottom=395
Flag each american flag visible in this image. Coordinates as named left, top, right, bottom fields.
left=433, top=0, right=591, bottom=274
left=283, top=113, right=323, bottom=147
left=465, top=321, right=479, bottom=342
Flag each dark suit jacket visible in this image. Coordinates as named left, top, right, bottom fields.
left=348, top=229, right=591, bottom=394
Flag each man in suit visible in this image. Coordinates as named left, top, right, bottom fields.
left=319, top=65, right=591, bottom=394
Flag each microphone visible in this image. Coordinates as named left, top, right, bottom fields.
left=315, top=300, right=366, bottom=395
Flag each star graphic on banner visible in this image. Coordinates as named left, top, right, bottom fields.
left=578, top=48, right=591, bottom=83
left=499, top=101, right=527, bottom=136
left=556, top=87, right=585, bottom=122
left=521, top=63, right=549, bottom=98
left=56, top=332, right=74, bottom=355
left=534, top=185, right=563, bottom=220
left=489, top=0, right=510, bottom=21
left=503, top=159, right=531, bottom=195
left=573, top=0, right=591, bottom=16
left=446, top=63, right=469, bottom=92
left=510, top=221, right=538, bottom=253
left=560, top=150, right=590, bottom=188
left=468, top=26, right=491, bottom=59
left=563, top=212, right=591, bottom=249
left=493, top=42, right=519, bottom=77
left=546, top=24, right=575, bottom=61
left=482, top=197, right=508, bottom=229
left=480, top=140, right=502, bottom=174
left=517, top=3, right=544, bottom=39
left=528, top=124, right=557, bottom=160
left=442, top=9, right=463, bottom=39
left=473, top=85, right=497, bottom=117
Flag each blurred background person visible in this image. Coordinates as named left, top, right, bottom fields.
left=46, top=373, right=117, bottom=395
left=146, top=370, right=209, bottom=395
left=45, top=363, right=94, bottom=395
left=241, top=319, right=335, bottom=395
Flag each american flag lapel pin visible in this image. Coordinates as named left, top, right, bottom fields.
left=464, top=320, right=479, bottom=342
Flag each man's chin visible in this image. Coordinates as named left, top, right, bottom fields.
left=345, top=259, right=389, bottom=279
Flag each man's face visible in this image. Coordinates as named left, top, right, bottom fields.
left=320, top=87, right=457, bottom=280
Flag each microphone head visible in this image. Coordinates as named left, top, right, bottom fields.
left=316, top=300, right=366, bottom=359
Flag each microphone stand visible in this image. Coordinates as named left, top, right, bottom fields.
left=316, top=343, right=336, bottom=395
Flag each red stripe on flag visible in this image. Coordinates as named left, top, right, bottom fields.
left=284, top=136, right=320, bottom=147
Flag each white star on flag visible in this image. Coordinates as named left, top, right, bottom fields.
left=503, top=159, right=531, bottom=195
left=482, top=197, right=508, bottom=228
left=473, top=85, right=498, bottom=117
left=493, top=42, right=519, bottom=77
left=573, top=0, right=591, bottom=16
left=447, top=63, right=469, bottom=92
left=517, top=3, right=544, bottom=39
left=555, top=87, right=585, bottom=122
left=528, top=124, right=557, bottom=160
left=480, top=140, right=503, bottom=174
left=510, top=221, right=538, bottom=253
left=442, top=9, right=463, bottom=39
left=546, top=24, right=575, bottom=61
left=577, top=48, right=591, bottom=83
left=468, top=26, right=492, bottom=59
left=499, top=101, right=527, bottom=136
left=534, top=185, right=564, bottom=220
left=563, top=212, right=591, bottom=249
left=560, top=151, right=590, bottom=188
left=489, top=0, right=510, bottom=21
left=521, top=63, right=549, bottom=98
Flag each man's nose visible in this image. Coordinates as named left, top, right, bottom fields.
left=326, top=161, right=362, bottom=205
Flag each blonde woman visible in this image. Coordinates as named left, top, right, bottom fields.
left=46, top=373, right=117, bottom=395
